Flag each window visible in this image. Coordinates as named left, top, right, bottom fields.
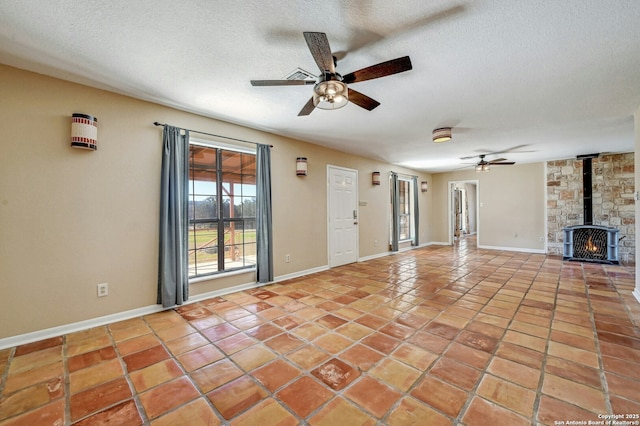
left=398, top=179, right=412, bottom=241
left=188, top=142, right=256, bottom=278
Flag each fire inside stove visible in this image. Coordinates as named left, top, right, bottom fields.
left=573, top=228, right=607, bottom=260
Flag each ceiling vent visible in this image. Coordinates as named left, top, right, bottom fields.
left=284, top=68, right=316, bottom=81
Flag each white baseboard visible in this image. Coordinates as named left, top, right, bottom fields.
left=477, top=244, right=546, bottom=254
left=633, top=287, right=640, bottom=304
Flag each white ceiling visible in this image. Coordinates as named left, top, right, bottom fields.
left=1, top=0, right=639, bottom=172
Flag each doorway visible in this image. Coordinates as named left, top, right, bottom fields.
left=449, top=180, right=479, bottom=245
left=327, top=165, right=359, bottom=267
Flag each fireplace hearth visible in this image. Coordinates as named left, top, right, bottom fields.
left=563, top=225, right=620, bottom=264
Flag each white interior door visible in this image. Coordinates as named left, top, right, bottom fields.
left=328, top=165, right=358, bottom=267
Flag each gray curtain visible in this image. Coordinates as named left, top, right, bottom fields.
left=390, top=172, right=399, bottom=252
left=412, top=175, right=420, bottom=246
left=256, top=144, right=273, bottom=283
left=158, top=126, right=189, bottom=307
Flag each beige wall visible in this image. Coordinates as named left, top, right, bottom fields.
left=430, top=163, right=546, bottom=251
left=0, top=65, right=431, bottom=339
left=635, top=106, right=640, bottom=302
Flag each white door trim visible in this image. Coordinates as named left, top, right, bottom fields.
left=448, top=179, right=480, bottom=245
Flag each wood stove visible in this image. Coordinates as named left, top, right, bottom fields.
left=562, top=153, right=621, bottom=264
left=563, top=225, right=620, bottom=264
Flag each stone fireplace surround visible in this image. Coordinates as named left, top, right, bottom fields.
left=547, top=153, right=635, bottom=263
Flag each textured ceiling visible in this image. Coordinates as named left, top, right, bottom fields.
left=1, top=0, right=639, bottom=172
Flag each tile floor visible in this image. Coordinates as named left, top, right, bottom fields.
left=1, top=238, right=640, bottom=425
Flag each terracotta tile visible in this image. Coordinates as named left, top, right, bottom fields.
left=265, top=333, right=304, bottom=354
left=379, top=322, right=414, bottom=340
left=277, top=376, right=333, bottom=417
left=334, top=322, right=372, bottom=341
left=411, top=375, right=468, bottom=417
left=610, top=395, right=640, bottom=417
left=74, top=400, right=143, bottom=426
left=123, top=345, right=170, bottom=372
left=487, top=356, right=541, bottom=389
left=151, top=398, right=220, bottom=426
left=2, top=360, right=64, bottom=394
left=550, top=329, right=597, bottom=351
left=537, top=395, right=603, bottom=425
left=252, top=359, right=302, bottom=392
left=231, top=344, right=277, bottom=372
left=70, top=377, right=131, bottom=421
left=605, top=372, right=640, bottom=403
left=391, top=343, right=438, bottom=370
left=14, top=337, right=63, bottom=357
left=456, top=330, right=499, bottom=353
left=495, top=342, right=544, bottom=369
left=291, top=323, right=326, bottom=340
left=477, top=374, right=536, bottom=416
left=68, top=346, right=117, bottom=373
left=191, top=359, right=244, bottom=393
left=164, top=332, right=208, bottom=355
left=154, top=322, right=196, bottom=341
left=395, top=312, right=431, bottom=329
left=407, top=330, right=450, bottom=354
left=361, top=332, right=400, bottom=354
left=201, top=323, right=241, bottom=342
left=429, top=357, right=481, bottom=391
left=8, top=346, right=62, bottom=374
left=502, top=330, right=546, bottom=352
left=308, top=397, right=375, bottom=426
left=117, top=334, right=161, bottom=356
left=230, top=398, right=298, bottom=426
left=344, top=376, right=401, bottom=418
left=354, top=314, right=386, bottom=330
left=444, top=342, right=492, bottom=369
left=139, top=376, right=200, bottom=420
left=333, top=306, right=363, bottom=320
left=547, top=340, right=599, bottom=369
left=129, top=359, right=183, bottom=392
left=314, top=332, right=353, bottom=354
left=189, top=315, right=225, bottom=331
left=602, top=355, right=640, bottom=380
left=109, top=322, right=151, bottom=342
left=312, top=358, right=360, bottom=390
left=386, top=396, right=451, bottom=426
left=287, top=344, right=331, bottom=370
left=0, top=399, right=65, bottom=426
left=69, top=358, right=124, bottom=394
left=369, top=358, right=421, bottom=391
left=216, top=332, right=257, bottom=355
left=144, top=310, right=187, bottom=331
left=599, top=341, right=640, bottom=363
left=465, top=320, right=505, bottom=339
left=207, top=375, right=268, bottom=420
left=551, top=320, right=593, bottom=338
left=245, top=323, right=282, bottom=341
left=542, top=374, right=607, bottom=412
left=176, top=344, right=224, bottom=372
left=0, top=378, right=64, bottom=421
left=339, top=344, right=384, bottom=371
left=423, top=321, right=460, bottom=340
left=463, top=396, right=530, bottom=425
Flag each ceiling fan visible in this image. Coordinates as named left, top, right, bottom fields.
left=250, top=32, right=412, bottom=116
left=468, top=154, right=515, bottom=172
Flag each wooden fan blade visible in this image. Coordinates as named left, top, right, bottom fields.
left=348, top=88, right=380, bottom=111
left=251, top=79, right=315, bottom=86
left=342, top=56, right=412, bottom=84
left=490, top=158, right=507, bottom=163
left=488, top=161, right=515, bottom=165
left=303, top=32, right=335, bottom=73
left=298, top=97, right=316, bottom=116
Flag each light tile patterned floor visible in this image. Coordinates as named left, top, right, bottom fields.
left=1, top=238, right=639, bottom=425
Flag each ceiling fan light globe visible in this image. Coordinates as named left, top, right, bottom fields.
left=313, top=80, right=348, bottom=110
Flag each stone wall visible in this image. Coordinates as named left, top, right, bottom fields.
left=547, top=153, right=635, bottom=263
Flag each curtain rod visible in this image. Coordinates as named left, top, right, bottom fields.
left=153, top=122, right=273, bottom=148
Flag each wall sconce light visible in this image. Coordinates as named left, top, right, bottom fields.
left=71, top=113, right=98, bottom=150
left=372, top=171, right=381, bottom=185
left=421, top=181, right=428, bottom=192
left=296, top=157, right=308, bottom=176
left=432, top=127, right=452, bottom=143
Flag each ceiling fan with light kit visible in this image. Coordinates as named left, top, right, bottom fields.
left=250, top=32, right=412, bottom=116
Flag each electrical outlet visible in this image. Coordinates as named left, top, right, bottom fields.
left=97, top=283, right=109, bottom=297
left=285, top=254, right=291, bottom=263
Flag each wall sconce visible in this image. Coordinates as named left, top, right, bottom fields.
left=372, top=171, right=381, bottom=186
left=432, top=127, right=452, bottom=143
left=71, top=113, right=98, bottom=150
left=421, top=181, right=428, bottom=192
left=296, top=157, right=308, bottom=176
